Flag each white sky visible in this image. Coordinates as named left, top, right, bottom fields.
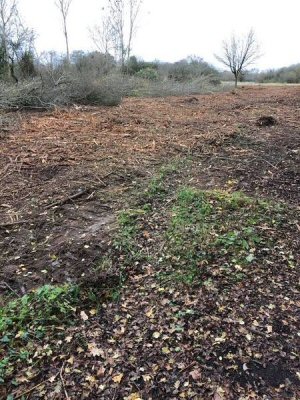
left=19, top=0, right=300, bottom=70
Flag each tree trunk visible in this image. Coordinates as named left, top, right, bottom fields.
left=234, top=74, right=238, bottom=88
left=9, top=58, right=18, bottom=83
left=63, top=21, right=70, bottom=63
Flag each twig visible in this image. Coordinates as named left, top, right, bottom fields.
left=45, top=171, right=116, bottom=210
left=60, top=362, right=70, bottom=400
left=45, top=188, right=89, bottom=209
left=13, top=381, right=46, bottom=399
left=180, top=360, right=197, bottom=372
left=0, top=281, right=21, bottom=297
left=248, top=327, right=266, bottom=337
left=0, top=220, right=30, bottom=229
left=12, top=372, right=59, bottom=399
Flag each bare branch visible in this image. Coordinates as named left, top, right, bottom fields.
left=92, top=0, right=142, bottom=68
left=89, top=16, right=114, bottom=54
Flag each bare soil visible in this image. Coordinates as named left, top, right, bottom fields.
left=1, top=86, right=299, bottom=293
left=0, top=86, right=299, bottom=399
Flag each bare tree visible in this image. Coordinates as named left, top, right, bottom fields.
left=0, top=0, right=18, bottom=77
left=0, top=0, right=35, bottom=81
left=89, top=15, right=114, bottom=55
left=55, top=0, right=73, bottom=63
left=215, top=29, right=260, bottom=88
left=126, top=0, right=141, bottom=61
left=92, top=0, right=142, bottom=68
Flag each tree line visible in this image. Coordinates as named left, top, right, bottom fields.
left=0, top=0, right=298, bottom=107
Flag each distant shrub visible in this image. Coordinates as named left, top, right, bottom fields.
left=257, top=64, right=300, bottom=84
left=135, top=67, right=159, bottom=81
left=124, top=56, right=158, bottom=75
left=71, top=50, right=116, bottom=76
left=167, top=57, right=219, bottom=82
left=127, top=76, right=224, bottom=98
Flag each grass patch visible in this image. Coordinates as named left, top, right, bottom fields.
left=142, top=161, right=183, bottom=203
left=115, top=208, right=147, bottom=255
left=159, top=188, right=284, bottom=285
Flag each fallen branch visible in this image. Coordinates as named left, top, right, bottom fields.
left=0, top=220, right=30, bottom=229
left=45, top=188, right=89, bottom=209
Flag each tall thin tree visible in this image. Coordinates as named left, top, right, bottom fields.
left=55, top=0, right=73, bottom=63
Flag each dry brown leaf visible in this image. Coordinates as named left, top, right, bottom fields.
left=189, top=369, right=202, bottom=380
left=88, top=342, right=104, bottom=357
left=67, top=355, right=74, bottom=365
left=126, top=393, right=142, bottom=400
left=145, top=308, right=154, bottom=318
left=112, top=373, right=124, bottom=383
left=97, top=366, right=106, bottom=377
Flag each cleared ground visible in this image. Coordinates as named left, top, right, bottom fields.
left=0, top=86, right=299, bottom=399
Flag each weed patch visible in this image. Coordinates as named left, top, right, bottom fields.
left=159, top=188, right=286, bottom=285
left=0, top=285, right=82, bottom=383
left=142, top=161, right=182, bottom=204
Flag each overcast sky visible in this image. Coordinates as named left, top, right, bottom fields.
left=19, top=0, right=300, bottom=70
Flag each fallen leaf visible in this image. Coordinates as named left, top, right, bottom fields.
left=97, top=366, right=106, bottom=377
left=189, top=369, right=201, bottom=380
left=80, top=311, right=89, bottom=321
left=86, top=375, right=96, bottom=383
left=145, top=308, right=154, bottom=318
left=162, top=347, right=170, bottom=354
left=88, top=342, right=104, bottom=357
left=126, top=393, right=142, bottom=400
left=112, top=373, right=123, bottom=383
left=174, top=380, right=181, bottom=389
left=143, top=230, right=150, bottom=239
left=16, top=376, right=29, bottom=384
left=67, top=356, right=74, bottom=365
left=214, top=393, right=223, bottom=400
left=214, top=332, right=227, bottom=343
left=214, top=386, right=225, bottom=400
